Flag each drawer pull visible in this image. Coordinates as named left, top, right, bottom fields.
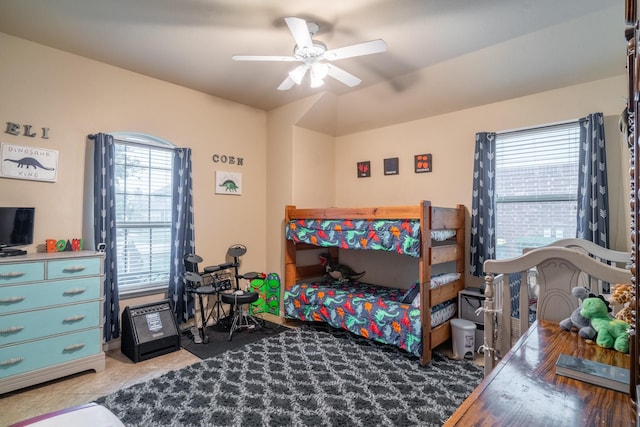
left=0, top=326, right=24, bottom=334
left=0, top=357, right=24, bottom=366
left=62, top=266, right=86, bottom=273
left=63, top=315, right=86, bottom=323
left=63, top=288, right=87, bottom=296
left=63, top=343, right=86, bottom=352
left=0, top=271, right=26, bottom=279
left=0, top=296, right=25, bottom=303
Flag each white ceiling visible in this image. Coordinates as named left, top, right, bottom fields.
left=0, top=0, right=625, bottom=135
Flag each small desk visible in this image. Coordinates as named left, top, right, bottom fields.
left=444, top=320, right=634, bottom=426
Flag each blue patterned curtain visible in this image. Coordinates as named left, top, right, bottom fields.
left=168, top=148, right=196, bottom=324
left=469, top=132, right=496, bottom=277
left=92, top=133, right=120, bottom=341
left=577, top=112, right=609, bottom=247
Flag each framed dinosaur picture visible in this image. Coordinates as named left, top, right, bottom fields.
left=215, top=170, right=242, bottom=195
left=0, top=143, right=58, bottom=182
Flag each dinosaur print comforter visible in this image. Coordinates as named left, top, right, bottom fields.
left=286, top=218, right=456, bottom=257
left=284, top=279, right=456, bottom=356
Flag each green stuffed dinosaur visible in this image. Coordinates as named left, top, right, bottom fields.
left=580, top=295, right=630, bottom=353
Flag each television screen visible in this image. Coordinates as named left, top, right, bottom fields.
left=0, top=207, right=35, bottom=247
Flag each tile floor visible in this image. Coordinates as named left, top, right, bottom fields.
left=0, top=315, right=481, bottom=426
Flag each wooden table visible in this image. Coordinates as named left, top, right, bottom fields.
left=444, top=320, right=635, bottom=426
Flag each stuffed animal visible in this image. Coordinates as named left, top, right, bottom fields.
left=319, top=253, right=365, bottom=282
left=559, top=286, right=597, bottom=340
left=580, top=295, right=630, bottom=353
left=609, top=283, right=634, bottom=325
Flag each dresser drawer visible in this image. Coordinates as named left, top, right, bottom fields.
left=0, top=328, right=101, bottom=379
left=47, top=257, right=101, bottom=279
left=0, top=277, right=101, bottom=314
left=0, top=262, right=44, bottom=285
left=0, top=301, right=101, bottom=346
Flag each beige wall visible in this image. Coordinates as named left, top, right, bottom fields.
left=292, top=127, right=334, bottom=208
left=0, top=33, right=267, bottom=284
left=334, top=76, right=626, bottom=208
left=265, top=95, right=328, bottom=275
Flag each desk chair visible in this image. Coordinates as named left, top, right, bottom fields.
left=219, top=244, right=265, bottom=341
left=183, top=254, right=233, bottom=344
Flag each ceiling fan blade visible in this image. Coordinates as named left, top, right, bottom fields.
left=326, top=64, right=362, bottom=87
left=324, top=39, right=387, bottom=61
left=232, top=55, right=297, bottom=62
left=277, top=76, right=296, bottom=91
left=285, top=17, right=313, bottom=49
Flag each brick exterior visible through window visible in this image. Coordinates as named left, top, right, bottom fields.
left=495, top=122, right=580, bottom=259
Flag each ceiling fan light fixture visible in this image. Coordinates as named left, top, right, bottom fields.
left=288, top=65, right=307, bottom=85
left=310, top=62, right=329, bottom=88
left=312, top=62, right=329, bottom=79
left=310, top=74, right=324, bottom=88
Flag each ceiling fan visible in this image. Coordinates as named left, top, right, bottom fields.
left=232, top=17, right=387, bottom=91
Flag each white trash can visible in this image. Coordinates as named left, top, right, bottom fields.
left=451, top=318, right=476, bottom=360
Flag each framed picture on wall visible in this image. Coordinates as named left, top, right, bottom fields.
left=384, top=157, right=399, bottom=175
left=0, top=143, right=58, bottom=182
left=414, top=154, right=432, bottom=173
left=357, top=161, right=371, bottom=178
left=215, top=171, right=242, bottom=195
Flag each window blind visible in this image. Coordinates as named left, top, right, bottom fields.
left=495, top=122, right=580, bottom=259
left=114, top=141, right=173, bottom=291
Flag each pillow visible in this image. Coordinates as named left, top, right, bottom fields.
left=402, top=281, right=420, bottom=304
left=411, top=294, right=421, bottom=308
left=431, top=229, right=456, bottom=242
left=430, top=272, right=461, bottom=288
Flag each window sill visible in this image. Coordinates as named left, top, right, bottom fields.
left=119, top=284, right=168, bottom=300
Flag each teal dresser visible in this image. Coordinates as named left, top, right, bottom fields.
left=0, top=251, right=105, bottom=394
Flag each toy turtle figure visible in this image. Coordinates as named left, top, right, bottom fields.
left=580, top=295, right=630, bottom=353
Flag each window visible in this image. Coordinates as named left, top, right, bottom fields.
left=495, top=122, right=580, bottom=259
left=113, top=133, right=174, bottom=294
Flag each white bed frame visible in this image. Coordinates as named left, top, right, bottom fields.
left=530, top=238, right=630, bottom=266
left=524, top=238, right=630, bottom=298
left=482, top=245, right=631, bottom=376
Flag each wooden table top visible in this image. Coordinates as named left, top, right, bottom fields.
left=444, top=319, right=635, bottom=426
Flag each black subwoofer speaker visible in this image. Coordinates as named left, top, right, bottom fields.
left=121, top=300, right=180, bottom=363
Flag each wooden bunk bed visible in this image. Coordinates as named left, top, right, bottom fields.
left=283, top=200, right=465, bottom=365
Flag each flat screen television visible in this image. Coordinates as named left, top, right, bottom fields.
left=0, top=207, right=35, bottom=249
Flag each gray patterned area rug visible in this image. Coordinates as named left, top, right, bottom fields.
left=95, top=325, right=483, bottom=427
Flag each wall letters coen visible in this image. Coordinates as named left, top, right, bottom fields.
left=212, top=154, right=244, bottom=166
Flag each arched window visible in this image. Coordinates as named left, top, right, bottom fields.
left=111, top=132, right=175, bottom=294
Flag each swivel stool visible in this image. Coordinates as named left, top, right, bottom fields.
left=219, top=244, right=265, bottom=341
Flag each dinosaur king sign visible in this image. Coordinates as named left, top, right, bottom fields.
left=0, top=143, right=58, bottom=182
